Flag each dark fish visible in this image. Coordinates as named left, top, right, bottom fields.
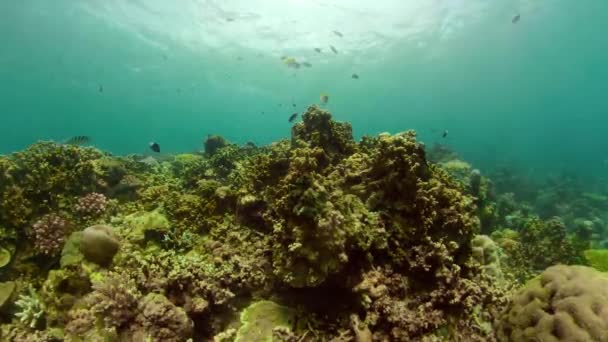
left=330, top=45, right=338, bottom=54
left=64, top=136, right=90, bottom=146
left=98, top=85, right=103, bottom=93
left=288, top=112, right=299, bottom=122
left=302, top=62, right=312, bottom=68
left=149, top=142, right=161, bottom=153
left=236, top=56, right=243, bottom=61
left=352, top=74, right=359, bottom=79
left=320, top=93, right=329, bottom=104
left=512, top=14, right=520, bottom=24
left=245, top=141, right=256, bottom=148
left=226, top=18, right=235, bottom=22
left=333, top=30, right=343, bottom=37
left=442, top=130, right=448, bottom=138
left=314, top=48, right=322, bottom=53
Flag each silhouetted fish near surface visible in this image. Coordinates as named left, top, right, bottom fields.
left=149, top=142, right=161, bottom=153
left=333, top=30, right=343, bottom=37
left=442, top=130, right=448, bottom=138
left=352, top=74, right=359, bottom=79
left=512, top=14, right=520, bottom=24
left=314, top=48, right=322, bottom=53
left=330, top=45, right=338, bottom=54
left=288, top=112, right=299, bottom=122
left=64, top=136, right=90, bottom=146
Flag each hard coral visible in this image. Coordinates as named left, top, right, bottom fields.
left=291, top=105, right=355, bottom=161
left=75, top=192, right=107, bottom=218
left=132, top=293, right=193, bottom=342
left=496, top=265, right=608, bottom=342
left=84, top=272, right=141, bottom=329
left=504, top=216, right=588, bottom=282
left=30, top=214, right=70, bottom=256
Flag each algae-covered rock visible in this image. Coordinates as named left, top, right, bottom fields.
left=236, top=300, right=296, bottom=342
left=584, top=249, right=608, bottom=272
left=60, top=232, right=84, bottom=268
left=81, top=225, right=120, bottom=266
left=123, top=211, right=170, bottom=244
left=0, top=281, right=15, bottom=311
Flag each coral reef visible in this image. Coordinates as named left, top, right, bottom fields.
left=1, top=106, right=604, bottom=340
left=500, top=216, right=588, bottom=282
left=496, top=265, right=608, bottom=341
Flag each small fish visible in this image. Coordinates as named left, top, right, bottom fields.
left=288, top=112, right=299, bottom=122
left=64, top=136, right=90, bottom=146
left=330, top=45, right=338, bottom=54
left=352, top=74, right=359, bottom=79
left=149, top=142, right=161, bottom=153
left=226, top=18, right=235, bottom=22
left=236, top=56, right=243, bottom=61
left=442, top=130, right=448, bottom=138
left=320, top=93, right=329, bottom=105
left=302, top=62, right=312, bottom=68
left=292, top=103, right=296, bottom=108
left=98, top=85, right=103, bottom=93
left=314, top=48, right=322, bottom=53
left=244, top=141, right=256, bottom=148
left=333, top=30, right=343, bottom=37
left=282, top=56, right=301, bottom=69
left=512, top=14, right=520, bottom=24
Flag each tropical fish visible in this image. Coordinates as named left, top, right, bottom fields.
left=281, top=56, right=301, bottom=69
left=512, top=14, right=520, bottom=24
left=314, top=48, right=322, bottom=53
left=64, top=136, right=90, bottom=146
left=320, top=93, right=329, bottom=104
left=352, top=74, right=359, bottom=79
left=442, top=130, right=448, bottom=138
left=149, top=142, right=161, bottom=153
left=333, top=30, right=343, bottom=37
left=302, top=62, right=312, bottom=68
left=330, top=45, right=338, bottom=54
left=288, top=112, right=299, bottom=122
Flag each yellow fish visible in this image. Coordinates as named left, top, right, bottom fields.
left=320, top=93, right=329, bottom=104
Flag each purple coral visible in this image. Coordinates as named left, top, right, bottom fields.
left=30, top=214, right=70, bottom=255
left=75, top=192, right=107, bottom=217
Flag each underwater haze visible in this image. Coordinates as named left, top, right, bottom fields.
left=1, top=0, right=608, bottom=178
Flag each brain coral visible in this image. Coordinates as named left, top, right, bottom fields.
left=496, top=265, right=608, bottom=342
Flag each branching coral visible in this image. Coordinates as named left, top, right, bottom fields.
left=30, top=214, right=71, bottom=256
left=15, top=285, right=45, bottom=329
left=75, top=192, right=107, bottom=218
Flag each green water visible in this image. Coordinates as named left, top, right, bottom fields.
left=1, top=0, right=607, bottom=179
